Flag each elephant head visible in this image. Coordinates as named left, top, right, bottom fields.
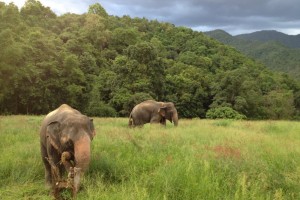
left=158, top=102, right=178, bottom=126
left=46, top=117, right=95, bottom=172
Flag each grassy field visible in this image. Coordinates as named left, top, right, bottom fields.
left=0, top=116, right=299, bottom=200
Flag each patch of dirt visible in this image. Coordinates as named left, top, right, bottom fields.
left=205, top=145, right=241, bottom=159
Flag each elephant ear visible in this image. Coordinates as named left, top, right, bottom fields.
left=46, top=121, right=61, bottom=151
left=158, top=107, right=167, bottom=117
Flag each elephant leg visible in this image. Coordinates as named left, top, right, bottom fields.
left=44, top=163, right=52, bottom=187
left=160, top=118, right=166, bottom=126
left=132, top=117, right=144, bottom=127
left=46, top=148, right=64, bottom=188
left=41, top=145, right=52, bottom=187
left=150, top=115, right=161, bottom=124
left=43, top=165, right=52, bottom=187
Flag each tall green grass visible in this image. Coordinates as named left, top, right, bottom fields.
left=0, top=116, right=299, bottom=199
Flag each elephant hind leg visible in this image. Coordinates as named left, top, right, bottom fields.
left=129, top=118, right=134, bottom=127
left=132, top=118, right=145, bottom=127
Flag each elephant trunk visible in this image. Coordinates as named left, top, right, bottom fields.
left=73, top=135, right=91, bottom=192
left=172, top=112, right=178, bottom=126
left=74, top=135, right=91, bottom=172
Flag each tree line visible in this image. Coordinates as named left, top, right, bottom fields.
left=1, top=0, right=299, bottom=119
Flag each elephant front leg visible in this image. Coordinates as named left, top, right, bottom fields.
left=160, top=117, right=166, bottom=126
left=42, top=156, right=53, bottom=187
left=41, top=146, right=52, bottom=187
left=45, top=156, right=64, bottom=198
left=70, top=167, right=82, bottom=197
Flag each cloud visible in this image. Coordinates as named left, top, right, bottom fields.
left=100, top=0, right=300, bottom=35
left=2, top=0, right=300, bottom=35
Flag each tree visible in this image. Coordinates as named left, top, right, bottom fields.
left=263, top=90, right=295, bottom=119
left=0, top=29, right=24, bottom=113
left=21, top=0, right=56, bottom=27
left=88, top=3, right=108, bottom=18
left=166, top=63, right=210, bottom=118
left=111, top=28, right=139, bottom=53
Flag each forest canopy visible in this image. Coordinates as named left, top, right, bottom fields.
left=1, top=0, right=300, bottom=120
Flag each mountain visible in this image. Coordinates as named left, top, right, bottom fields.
left=205, top=30, right=300, bottom=80
left=236, top=30, right=300, bottom=48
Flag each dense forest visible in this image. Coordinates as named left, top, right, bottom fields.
left=205, top=30, right=300, bottom=80
left=1, top=0, right=300, bottom=119
left=237, top=30, right=300, bottom=48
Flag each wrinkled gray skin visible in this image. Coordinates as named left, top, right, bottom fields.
left=40, top=104, right=96, bottom=192
left=129, top=100, right=178, bottom=127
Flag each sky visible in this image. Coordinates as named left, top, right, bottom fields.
left=3, top=0, right=300, bottom=35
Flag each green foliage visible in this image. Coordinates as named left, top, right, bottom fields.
left=0, top=1, right=300, bottom=119
left=262, top=90, right=295, bottom=119
left=85, top=101, right=117, bottom=117
left=20, top=0, right=56, bottom=27
left=88, top=3, right=108, bottom=18
left=206, top=107, right=246, bottom=119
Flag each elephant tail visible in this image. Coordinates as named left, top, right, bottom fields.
left=128, top=113, right=134, bottom=127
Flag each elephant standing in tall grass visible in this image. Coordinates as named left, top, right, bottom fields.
left=40, top=104, right=96, bottom=194
left=129, top=100, right=178, bottom=127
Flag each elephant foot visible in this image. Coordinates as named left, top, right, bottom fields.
left=45, top=180, right=52, bottom=190
left=45, top=172, right=52, bottom=188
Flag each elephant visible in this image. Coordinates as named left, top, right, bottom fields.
left=129, top=100, right=178, bottom=127
left=40, top=104, right=96, bottom=195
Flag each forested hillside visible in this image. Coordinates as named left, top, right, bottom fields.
left=237, top=30, right=300, bottom=48
left=205, top=30, right=300, bottom=80
left=1, top=0, right=300, bottom=119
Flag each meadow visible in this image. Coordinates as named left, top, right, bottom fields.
left=0, top=116, right=299, bottom=200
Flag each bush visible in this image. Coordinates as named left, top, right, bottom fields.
left=206, top=107, right=246, bottom=120
left=85, top=101, right=117, bottom=117
left=121, top=92, right=153, bottom=116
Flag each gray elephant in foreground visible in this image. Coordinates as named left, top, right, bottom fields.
left=40, top=104, right=96, bottom=196
left=129, top=100, right=178, bottom=127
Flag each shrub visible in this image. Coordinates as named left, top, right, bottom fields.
left=121, top=92, right=153, bottom=116
left=206, top=107, right=246, bottom=120
left=85, top=101, right=117, bottom=117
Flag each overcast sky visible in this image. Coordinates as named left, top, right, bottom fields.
left=3, top=0, right=300, bottom=35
